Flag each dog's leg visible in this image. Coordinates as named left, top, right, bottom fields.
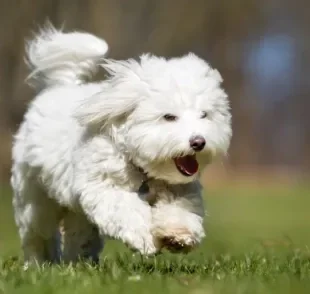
left=76, top=185, right=159, bottom=256
left=151, top=203, right=205, bottom=253
left=149, top=180, right=206, bottom=253
left=12, top=176, right=62, bottom=265
left=62, top=211, right=103, bottom=264
left=72, top=138, right=159, bottom=256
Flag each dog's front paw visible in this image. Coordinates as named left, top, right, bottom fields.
left=122, top=229, right=160, bottom=256
left=152, top=225, right=201, bottom=253
left=160, top=228, right=197, bottom=253
left=151, top=205, right=205, bottom=253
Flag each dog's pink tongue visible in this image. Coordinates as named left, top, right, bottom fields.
left=175, top=155, right=199, bottom=176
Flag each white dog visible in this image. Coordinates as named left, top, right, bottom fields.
left=11, top=26, right=232, bottom=264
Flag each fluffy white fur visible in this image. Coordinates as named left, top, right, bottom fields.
left=11, top=25, right=232, bottom=265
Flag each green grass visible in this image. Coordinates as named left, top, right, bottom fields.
left=1, top=184, right=310, bottom=293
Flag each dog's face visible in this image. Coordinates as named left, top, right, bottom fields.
left=77, top=53, right=232, bottom=184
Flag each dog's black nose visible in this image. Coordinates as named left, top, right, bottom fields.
left=190, top=136, right=206, bottom=151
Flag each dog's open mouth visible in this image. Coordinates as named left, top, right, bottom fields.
left=174, top=155, right=199, bottom=177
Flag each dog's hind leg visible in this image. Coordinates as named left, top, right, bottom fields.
left=11, top=168, right=62, bottom=265
left=62, top=211, right=103, bottom=264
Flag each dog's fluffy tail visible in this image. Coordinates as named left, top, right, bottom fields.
left=25, top=24, right=109, bottom=89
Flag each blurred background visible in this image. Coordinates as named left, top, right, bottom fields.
left=0, top=0, right=309, bottom=186
left=1, top=3, right=310, bottom=292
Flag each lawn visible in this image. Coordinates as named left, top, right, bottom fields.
left=1, top=183, right=310, bottom=293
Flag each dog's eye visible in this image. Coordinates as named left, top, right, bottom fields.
left=163, top=114, right=178, bottom=121
left=200, top=111, right=208, bottom=119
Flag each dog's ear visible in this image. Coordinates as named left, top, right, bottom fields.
left=74, top=58, right=144, bottom=127
left=74, top=89, right=141, bottom=127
